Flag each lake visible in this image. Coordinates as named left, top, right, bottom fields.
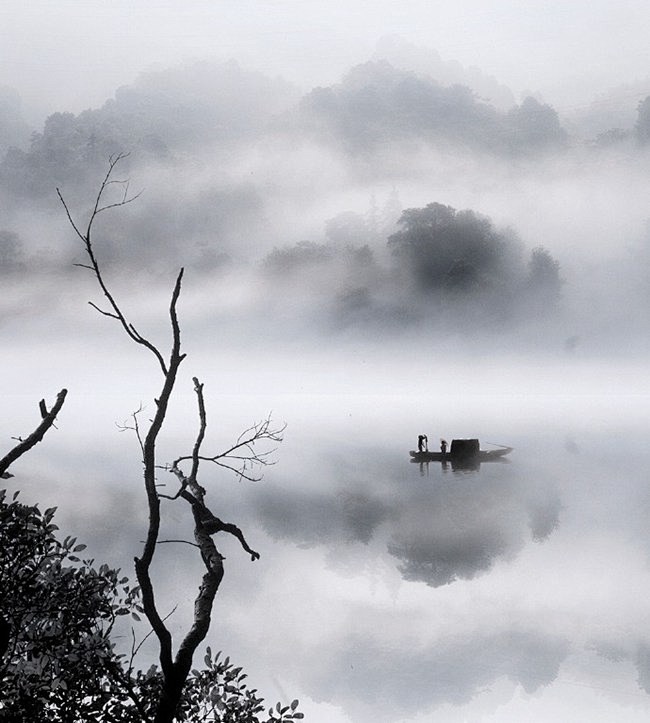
left=3, top=279, right=650, bottom=721
left=6, top=342, right=650, bottom=723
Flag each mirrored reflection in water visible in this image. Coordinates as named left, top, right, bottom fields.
left=12, top=413, right=650, bottom=723
left=221, top=431, right=650, bottom=722
left=252, top=447, right=560, bottom=587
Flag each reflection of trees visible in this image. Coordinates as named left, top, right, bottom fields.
left=254, top=488, right=394, bottom=547
left=386, top=476, right=556, bottom=586
left=254, top=454, right=561, bottom=587
left=388, top=526, right=508, bottom=586
left=249, top=452, right=572, bottom=719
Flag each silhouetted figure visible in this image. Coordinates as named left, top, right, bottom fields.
left=440, top=439, right=448, bottom=455
left=417, top=434, right=428, bottom=452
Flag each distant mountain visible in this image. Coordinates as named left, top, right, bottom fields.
left=373, top=35, right=516, bottom=110
left=296, top=60, right=565, bottom=156
left=0, top=60, right=300, bottom=197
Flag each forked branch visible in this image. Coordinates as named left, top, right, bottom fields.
left=57, top=154, right=170, bottom=376
left=172, top=414, right=286, bottom=483
left=0, top=389, right=68, bottom=477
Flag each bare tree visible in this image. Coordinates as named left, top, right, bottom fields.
left=57, top=154, right=284, bottom=723
left=0, top=388, right=67, bottom=659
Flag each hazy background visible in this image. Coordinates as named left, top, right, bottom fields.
left=3, top=2, right=650, bottom=721
left=3, top=0, right=650, bottom=121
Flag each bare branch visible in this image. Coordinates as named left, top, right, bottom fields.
left=132, top=604, right=178, bottom=660
left=172, top=414, right=285, bottom=484
left=189, top=377, right=207, bottom=483
left=88, top=301, right=120, bottom=319
left=116, top=405, right=146, bottom=457
left=207, top=460, right=265, bottom=483
left=0, top=389, right=67, bottom=477
left=96, top=188, right=143, bottom=215
left=57, top=155, right=169, bottom=376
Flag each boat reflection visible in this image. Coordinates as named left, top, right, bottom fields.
left=414, top=455, right=510, bottom=475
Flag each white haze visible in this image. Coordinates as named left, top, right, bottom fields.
left=3, top=3, right=650, bottom=722
left=3, top=0, right=650, bottom=121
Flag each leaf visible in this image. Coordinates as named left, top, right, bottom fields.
left=73, top=544, right=87, bottom=552
left=291, top=699, right=299, bottom=711
left=131, top=612, right=141, bottom=621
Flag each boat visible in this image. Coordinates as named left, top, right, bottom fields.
left=409, top=438, right=512, bottom=464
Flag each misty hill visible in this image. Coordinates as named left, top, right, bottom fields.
left=4, top=50, right=650, bottom=203
left=0, top=60, right=299, bottom=198
left=0, top=55, right=570, bottom=203
left=260, top=202, right=563, bottom=335
left=372, top=35, right=516, bottom=110
left=8, top=50, right=650, bottom=213
left=2, top=52, right=650, bottom=351
left=296, top=60, right=567, bottom=156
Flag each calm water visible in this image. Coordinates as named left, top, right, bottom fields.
left=7, top=380, right=650, bottom=723
left=4, top=295, right=650, bottom=721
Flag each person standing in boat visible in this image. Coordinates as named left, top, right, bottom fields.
left=440, top=439, right=448, bottom=455
left=418, top=434, right=428, bottom=452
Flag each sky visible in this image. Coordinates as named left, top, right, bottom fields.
left=3, top=0, right=650, bottom=121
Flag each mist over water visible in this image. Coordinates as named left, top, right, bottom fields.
left=5, top=318, right=650, bottom=721
left=3, top=5, right=650, bottom=720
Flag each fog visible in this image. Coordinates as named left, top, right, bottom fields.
left=3, top=1, right=650, bottom=120
left=3, top=3, right=650, bottom=722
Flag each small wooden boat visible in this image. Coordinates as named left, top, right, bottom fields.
left=409, top=438, right=512, bottom=464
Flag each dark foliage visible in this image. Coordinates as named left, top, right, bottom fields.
left=388, top=202, right=523, bottom=295
left=386, top=201, right=563, bottom=326
left=0, top=490, right=303, bottom=722
left=0, top=489, right=141, bottom=721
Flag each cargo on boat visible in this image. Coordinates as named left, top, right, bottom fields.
left=409, top=438, right=512, bottom=463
